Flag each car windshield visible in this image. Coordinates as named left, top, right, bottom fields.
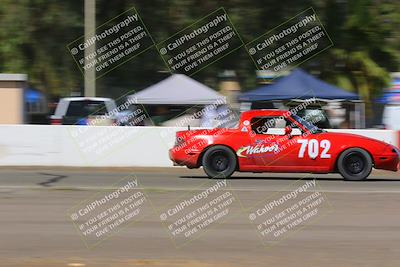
left=291, top=114, right=325, bottom=133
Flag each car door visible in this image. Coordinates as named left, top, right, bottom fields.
left=247, top=116, right=302, bottom=170
left=294, top=133, right=334, bottom=172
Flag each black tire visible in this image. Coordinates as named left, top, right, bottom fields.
left=202, top=145, right=237, bottom=179
left=337, top=148, right=373, bottom=181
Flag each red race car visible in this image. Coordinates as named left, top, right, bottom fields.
left=169, top=110, right=399, bottom=180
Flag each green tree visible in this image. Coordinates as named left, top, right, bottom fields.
left=0, top=0, right=83, bottom=95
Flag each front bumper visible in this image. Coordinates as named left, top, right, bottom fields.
left=374, top=153, right=399, bottom=172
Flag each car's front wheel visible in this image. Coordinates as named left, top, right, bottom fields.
left=202, top=145, right=237, bottom=179
left=337, top=148, right=373, bottom=181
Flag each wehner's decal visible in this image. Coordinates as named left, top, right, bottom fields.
left=236, top=144, right=279, bottom=158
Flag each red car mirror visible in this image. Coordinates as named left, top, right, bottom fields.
left=285, top=126, right=292, bottom=135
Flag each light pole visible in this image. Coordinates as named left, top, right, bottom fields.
left=84, top=0, right=96, bottom=97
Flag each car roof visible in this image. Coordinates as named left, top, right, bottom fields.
left=60, top=97, right=113, bottom=102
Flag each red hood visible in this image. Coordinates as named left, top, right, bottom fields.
left=322, top=131, right=394, bottom=149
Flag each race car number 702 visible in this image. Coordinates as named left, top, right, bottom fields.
left=169, top=110, right=399, bottom=180
left=297, top=139, right=331, bottom=159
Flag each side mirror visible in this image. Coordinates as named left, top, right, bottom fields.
left=284, top=126, right=292, bottom=136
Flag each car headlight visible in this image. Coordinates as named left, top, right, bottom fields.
left=394, top=147, right=400, bottom=158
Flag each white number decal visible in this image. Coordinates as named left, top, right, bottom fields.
left=308, top=139, right=319, bottom=159
left=320, top=139, right=331, bottom=158
left=297, top=139, right=331, bottom=159
left=297, top=139, right=308, bottom=158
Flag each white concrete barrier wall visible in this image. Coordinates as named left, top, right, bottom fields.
left=0, top=125, right=398, bottom=167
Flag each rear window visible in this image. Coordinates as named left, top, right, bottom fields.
left=66, top=101, right=107, bottom=117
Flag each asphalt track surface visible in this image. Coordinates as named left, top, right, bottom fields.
left=0, top=167, right=400, bottom=267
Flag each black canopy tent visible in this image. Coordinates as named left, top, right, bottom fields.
left=238, top=69, right=364, bottom=128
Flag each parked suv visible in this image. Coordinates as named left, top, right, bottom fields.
left=50, top=97, right=117, bottom=125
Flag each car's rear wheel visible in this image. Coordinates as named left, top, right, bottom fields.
left=202, top=145, right=237, bottom=179
left=337, top=148, right=373, bottom=181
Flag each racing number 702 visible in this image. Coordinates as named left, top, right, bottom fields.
left=297, top=139, right=331, bottom=159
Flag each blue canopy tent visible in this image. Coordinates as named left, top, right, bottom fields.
left=373, top=76, right=400, bottom=129
left=238, top=69, right=363, bottom=128
left=376, top=77, right=400, bottom=104
left=239, top=69, right=359, bottom=101
left=24, top=88, right=48, bottom=124
left=25, top=88, right=43, bottom=104
left=378, top=90, right=400, bottom=104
